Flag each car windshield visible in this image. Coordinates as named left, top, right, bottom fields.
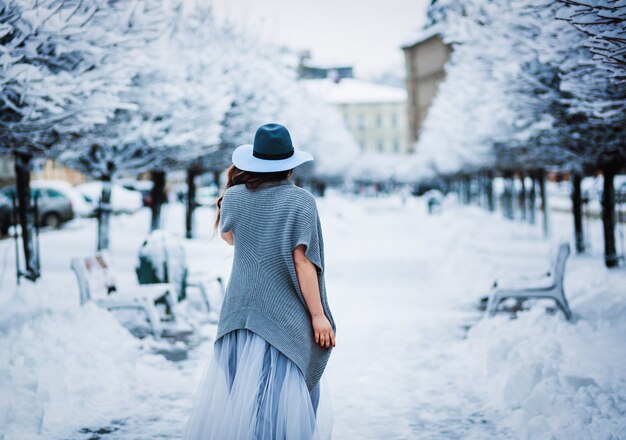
left=0, top=187, right=39, bottom=198
left=46, top=189, right=66, bottom=199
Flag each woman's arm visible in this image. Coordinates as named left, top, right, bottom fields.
left=221, top=230, right=234, bottom=245
left=293, top=244, right=335, bottom=349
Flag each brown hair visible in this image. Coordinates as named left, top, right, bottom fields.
left=214, top=165, right=293, bottom=231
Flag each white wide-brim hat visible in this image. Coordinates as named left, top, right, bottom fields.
left=231, top=123, right=314, bottom=173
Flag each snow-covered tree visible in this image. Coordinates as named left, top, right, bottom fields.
left=214, top=25, right=358, bottom=186
left=0, top=0, right=164, bottom=277
left=60, top=2, right=236, bottom=246
left=285, top=87, right=359, bottom=186
left=557, top=0, right=626, bottom=81
left=416, top=0, right=625, bottom=264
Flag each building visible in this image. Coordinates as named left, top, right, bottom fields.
left=402, top=26, right=452, bottom=146
left=304, top=78, right=409, bottom=154
left=34, top=159, right=85, bottom=185
left=0, top=156, right=85, bottom=187
left=297, top=51, right=354, bottom=80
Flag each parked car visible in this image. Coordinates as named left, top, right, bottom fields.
left=77, top=181, right=143, bottom=214
left=31, top=180, right=95, bottom=218
left=0, top=193, right=11, bottom=236
left=118, top=179, right=154, bottom=207
left=0, top=185, right=74, bottom=228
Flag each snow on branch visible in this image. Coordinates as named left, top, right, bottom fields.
left=556, top=0, right=626, bottom=82
left=411, top=0, right=625, bottom=179
left=0, top=0, right=166, bottom=158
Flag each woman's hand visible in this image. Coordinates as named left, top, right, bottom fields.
left=293, top=245, right=335, bottom=349
left=312, top=313, right=335, bottom=349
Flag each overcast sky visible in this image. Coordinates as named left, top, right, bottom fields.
left=209, top=0, right=431, bottom=78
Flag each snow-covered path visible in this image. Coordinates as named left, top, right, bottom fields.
left=323, top=197, right=500, bottom=439
left=1, top=193, right=625, bottom=439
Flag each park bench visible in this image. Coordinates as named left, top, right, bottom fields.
left=486, top=242, right=573, bottom=320
left=136, top=230, right=225, bottom=319
left=71, top=252, right=179, bottom=339
left=186, top=267, right=224, bottom=314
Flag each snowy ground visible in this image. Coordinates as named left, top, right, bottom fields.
left=1, top=192, right=625, bottom=439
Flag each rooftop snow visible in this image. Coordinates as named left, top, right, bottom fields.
left=401, top=24, right=444, bottom=49
left=303, top=78, right=407, bottom=104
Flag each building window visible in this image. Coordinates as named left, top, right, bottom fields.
left=393, top=139, right=400, bottom=153
left=376, top=113, right=383, bottom=128
left=357, top=114, right=365, bottom=130
left=343, top=115, right=350, bottom=128
left=377, top=140, right=384, bottom=152
left=359, top=139, right=366, bottom=151
left=391, top=113, right=398, bottom=128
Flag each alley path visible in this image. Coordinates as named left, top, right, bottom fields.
left=83, top=196, right=509, bottom=440
left=5, top=193, right=623, bottom=440
left=320, top=197, right=506, bottom=439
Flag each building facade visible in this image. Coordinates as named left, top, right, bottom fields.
left=35, top=159, right=86, bottom=185
left=0, top=156, right=85, bottom=187
left=402, top=27, right=452, bottom=146
left=304, top=78, right=410, bottom=154
left=297, top=51, right=354, bottom=80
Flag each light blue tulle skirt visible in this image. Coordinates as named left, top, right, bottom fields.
left=184, top=329, right=332, bottom=439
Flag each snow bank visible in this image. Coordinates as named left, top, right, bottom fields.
left=0, top=285, right=165, bottom=439
left=1, top=193, right=624, bottom=438
left=445, top=213, right=626, bottom=439
left=0, top=204, right=229, bottom=439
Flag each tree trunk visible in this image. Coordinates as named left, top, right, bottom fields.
left=503, top=172, right=514, bottom=220
left=601, top=166, right=618, bottom=267
left=97, top=176, right=113, bottom=251
left=486, top=172, right=495, bottom=212
left=481, top=174, right=487, bottom=209
left=14, top=152, right=39, bottom=281
left=510, top=174, right=517, bottom=220
left=538, top=170, right=550, bottom=237
left=464, top=176, right=472, bottom=205
left=519, top=174, right=527, bottom=221
left=150, top=170, right=167, bottom=232
left=528, top=174, right=536, bottom=225
left=571, top=173, right=585, bottom=254
left=185, top=168, right=199, bottom=239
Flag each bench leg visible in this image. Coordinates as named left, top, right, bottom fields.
left=187, top=281, right=212, bottom=312
left=139, top=299, right=163, bottom=338
left=163, top=289, right=178, bottom=321
left=187, top=276, right=224, bottom=313
left=486, top=290, right=502, bottom=317
left=100, top=301, right=163, bottom=339
left=487, top=288, right=573, bottom=320
left=554, top=289, right=573, bottom=320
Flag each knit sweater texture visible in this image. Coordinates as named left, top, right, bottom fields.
left=216, top=179, right=335, bottom=390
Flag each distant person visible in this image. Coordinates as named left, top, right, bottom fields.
left=184, top=123, right=336, bottom=439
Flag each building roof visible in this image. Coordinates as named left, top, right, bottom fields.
left=401, top=24, right=444, bottom=49
left=302, top=78, right=407, bottom=105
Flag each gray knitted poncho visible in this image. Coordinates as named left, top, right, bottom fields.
left=216, top=179, right=335, bottom=390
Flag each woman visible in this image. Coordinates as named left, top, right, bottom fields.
left=184, top=123, right=336, bottom=439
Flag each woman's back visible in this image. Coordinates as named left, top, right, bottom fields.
left=223, top=180, right=317, bottom=267
left=185, top=124, right=334, bottom=440
left=217, top=179, right=334, bottom=390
